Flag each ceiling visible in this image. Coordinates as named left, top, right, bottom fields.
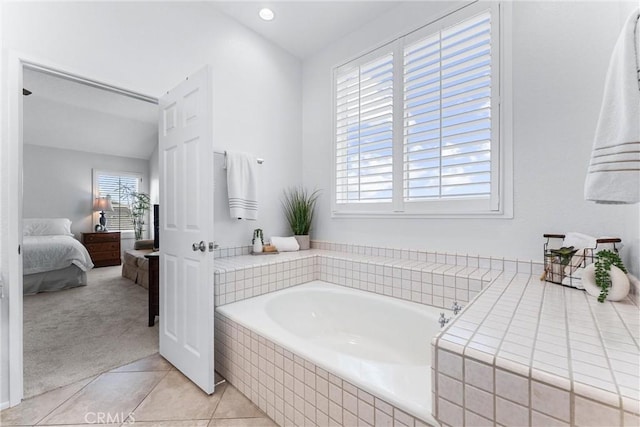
left=22, top=2, right=400, bottom=159
left=23, top=68, right=158, bottom=160
left=213, top=1, right=401, bottom=59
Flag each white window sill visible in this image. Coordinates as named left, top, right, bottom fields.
left=331, top=210, right=514, bottom=219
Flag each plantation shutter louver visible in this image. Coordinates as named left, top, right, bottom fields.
left=403, top=11, right=492, bottom=201
left=97, top=174, right=139, bottom=231
left=336, top=52, right=394, bottom=204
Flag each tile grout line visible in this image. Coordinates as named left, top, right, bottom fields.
left=29, top=375, right=99, bottom=426
left=119, top=369, right=172, bottom=424
left=609, top=299, right=640, bottom=349
left=581, top=291, right=625, bottom=425
left=526, top=275, right=549, bottom=426
left=437, top=271, right=514, bottom=426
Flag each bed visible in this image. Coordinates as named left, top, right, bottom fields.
left=23, top=218, right=94, bottom=295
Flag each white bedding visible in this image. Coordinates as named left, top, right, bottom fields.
left=23, top=235, right=94, bottom=275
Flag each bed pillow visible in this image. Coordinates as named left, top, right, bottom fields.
left=23, top=218, right=73, bottom=237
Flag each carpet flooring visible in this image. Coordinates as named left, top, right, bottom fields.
left=23, top=265, right=159, bottom=398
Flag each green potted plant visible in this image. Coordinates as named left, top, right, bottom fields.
left=282, top=187, right=320, bottom=250
left=252, top=228, right=264, bottom=253
left=593, top=250, right=628, bottom=302
left=119, top=184, right=151, bottom=241
left=582, top=249, right=630, bottom=302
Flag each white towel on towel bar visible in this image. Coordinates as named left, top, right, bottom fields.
left=226, top=151, right=258, bottom=220
left=584, top=9, right=640, bottom=204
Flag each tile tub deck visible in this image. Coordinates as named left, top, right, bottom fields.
left=433, top=272, right=640, bottom=427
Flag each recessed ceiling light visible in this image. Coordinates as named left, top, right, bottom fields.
left=259, top=8, right=274, bottom=21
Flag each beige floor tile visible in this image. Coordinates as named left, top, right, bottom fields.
left=0, top=376, right=95, bottom=426
left=110, top=354, right=173, bottom=373
left=209, top=417, right=278, bottom=427
left=132, top=370, right=226, bottom=421
left=38, top=424, right=120, bottom=427
left=125, top=421, right=210, bottom=426
left=212, top=386, right=265, bottom=419
left=38, top=371, right=167, bottom=425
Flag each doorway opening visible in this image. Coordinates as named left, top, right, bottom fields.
left=21, top=64, right=160, bottom=398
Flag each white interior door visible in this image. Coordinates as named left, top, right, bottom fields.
left=158, top=66, right=215, bottom=394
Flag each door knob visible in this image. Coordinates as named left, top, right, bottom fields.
left=192, top=241, right=206, bottom=252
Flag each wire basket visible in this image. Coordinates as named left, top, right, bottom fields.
left=542, top=234, right=622, bottom=289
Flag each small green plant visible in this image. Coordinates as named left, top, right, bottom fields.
left=118, top=184, right=151, bottom=241
left=595, top=250, right=627, bottom=303
left=252, top=228, right=263, bottom=245
left=282, top=187, right=320, bottom=235
left=550, top=246, right=578, bottom=265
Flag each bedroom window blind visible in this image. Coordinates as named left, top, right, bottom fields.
left=96, top=173, right=140, bottom=232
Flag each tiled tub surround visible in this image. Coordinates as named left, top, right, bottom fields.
left=214, top=247, right=513, bottom=308
left=213, top=242, right=639, bottom=426
left=433, top=272, right=640, bottom=427
left=215, top=312, right=433, bottom=427
left=216, top=281, right=445, bottom=424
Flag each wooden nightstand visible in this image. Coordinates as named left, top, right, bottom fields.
left=82, top=231, right=121, bottom=267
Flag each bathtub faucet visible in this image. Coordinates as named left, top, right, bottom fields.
left=452, top=301, right=464, bottom=315
left=438, top=312, right=450, bottom=328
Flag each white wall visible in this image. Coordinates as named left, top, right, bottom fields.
left=149, top=145, right=159, bottom=207
left=0, top=0, right=7, bottom=408
left=302, top=1, right=640, bottom=276
left=23, top=144, right=150, bottom=242
left=1, top=1, right=301, bottom=406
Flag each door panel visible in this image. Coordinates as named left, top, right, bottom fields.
left=159, top=66, right=215, bottom=394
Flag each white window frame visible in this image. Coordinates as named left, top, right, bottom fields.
left=92, top=169, right=143, bottom=238
left=331, top=2, right=513, bottom=219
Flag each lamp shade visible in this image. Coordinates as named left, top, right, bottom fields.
left=93, top=197, right=114, bottom=212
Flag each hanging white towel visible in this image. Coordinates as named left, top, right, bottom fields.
left=226, top=151, right=258, bottom=220
left=585, top=9, right=640, bottom=204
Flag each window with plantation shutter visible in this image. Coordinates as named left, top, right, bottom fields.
left=336, top=51, right=394, bottom=204
left=333, top=3, right=510, bottom=217
left=94, top=171, right=141, bottom=232
left=404, top=12, right=492, bottom=201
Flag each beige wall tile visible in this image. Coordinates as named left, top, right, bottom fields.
left=624, top=411, right=640, bottom=427
left=496, top=369, right=529, bottom=406
left=465, top=410, right=493, bottom=427
left=532, top=410, right=569, bottom=427
left=375, top=408, right=393, bottom=427
left=496, top=396, right=528, bottom=426
left=574, top=396, right=621, bottom=427
left=437, top=398, right=463, bottom=427
left=531, top=380, right=570, bottom=422
left=438, top=374, right=463, bottom=405
left=465, top=385, right=494, bottom=420
left=438, top=350, right=463, bottom=380
left=465, top=358, right=493, bottom=393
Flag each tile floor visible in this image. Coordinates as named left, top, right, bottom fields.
left=1, top=354, right=277, bottom=427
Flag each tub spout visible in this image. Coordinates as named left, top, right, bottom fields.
left=438, top=312, right=450, bottom=328
left=452, top=301, right=464, bottom=315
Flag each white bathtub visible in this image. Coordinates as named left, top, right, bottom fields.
left=216, top=280, right=446, bottom=425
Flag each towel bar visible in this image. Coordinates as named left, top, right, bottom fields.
left=214, top=150, right=264, bottom=164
